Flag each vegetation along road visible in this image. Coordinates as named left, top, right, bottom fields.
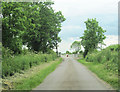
left=33, top=55, right=113, bottom=90
left=1, top=1, right=118, bottom=91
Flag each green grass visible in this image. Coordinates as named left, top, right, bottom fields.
left=78, top=57, right=118, bottom=90
left=2, top=52, right=57, bottom=78
left=10, top=58, right=62, bottom=90
left=77, top=44, right=119, bottom=90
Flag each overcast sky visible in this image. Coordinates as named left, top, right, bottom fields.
left=52, top=0, right=119, bottom=53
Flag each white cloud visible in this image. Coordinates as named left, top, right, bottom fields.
left=68, top=37, right=80, bottom=41
left=52, top=0, right=118, bottom=53
left=58, top=37, right=82, bottom=53
left=53, top=0, right=119, bottom=17
left=58, top=35, right=118, bottom=53
left=103, top=35, right=118, bottom=48
left=58, top=40, right=72, bottom=53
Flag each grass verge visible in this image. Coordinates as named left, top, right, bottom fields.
left=2, top=58, right=62, bottom=90
left=78, top=59, right=118, bottom=90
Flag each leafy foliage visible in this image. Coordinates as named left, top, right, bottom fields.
left=71, top=41, right=81, bottom=53
left=2, top=46, right=14, bottom=58
left=66, top=51, right=71, bottom=54
left=2, top=2, right=65, bottom=54
left=80, top=18, right=106, bottom=57
left=79, top=44, right=119, bottom=89
left=2, top=1, right=65, bottom=79
left=2, top=52, right=57, bottom=78
left=2, top=2, right=25, bottom=54
left=85, top=44, right=119, bottom=73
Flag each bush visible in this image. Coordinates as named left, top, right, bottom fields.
left=105, top=50, right=111, bottom=61
left=85, top=54, right=94, bottom=62
left=84, top=44, right=118, bottom=74
left=96, top=53, right=102, bottom=63
left=2, top=52, right=57, bottom=78
left=2, top=47, right=14, bottom=58
left=22, top=49, right=30, bottom=55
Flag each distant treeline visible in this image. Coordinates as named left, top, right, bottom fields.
left=2, top=2, right=65, bottom=54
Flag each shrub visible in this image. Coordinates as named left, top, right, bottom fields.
left=96, top=53, right=102, bottom=63
left=2, top=47, right=14, bottom=58
left=84, top=44, right=118, bottom=74
left=86, top=54, right=94, bottom=62
left=105, top=50, right=111, bottom=61
left=2, top=52, right=57, bottom=78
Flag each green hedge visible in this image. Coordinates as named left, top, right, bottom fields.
left=85, top=44, right=119, bottom=73
left=2, top=52, right=57, bottom=78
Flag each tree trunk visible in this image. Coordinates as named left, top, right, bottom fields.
left=83, top=49, right=88, bottom=58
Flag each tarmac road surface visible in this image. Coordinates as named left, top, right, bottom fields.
left=33, top=55, right=114, bottom=90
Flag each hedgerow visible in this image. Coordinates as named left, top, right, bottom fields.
left=85, top=44, right=119, bottom=73
left=2, top=48, right=57, bottom=78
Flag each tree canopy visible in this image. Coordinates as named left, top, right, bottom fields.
left=70, top=41, right=81, bottom=54
left=2, top=2, right=65, bottom=54
left=80, top=18, right=106, bottom=58
left=66, top=51, right=71, bottom=54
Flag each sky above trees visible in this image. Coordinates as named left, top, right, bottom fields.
left=52, top=0, right=119, bottom=53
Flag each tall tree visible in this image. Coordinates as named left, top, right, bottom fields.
left=80, top=18, right=106, bottom=58
left=2, top=2, right=27, bottom=54
left=2, top=2, right=65, bottom=54
left=22, top=2, right=65, bottom=53
left=71, top=41, right=81, bottom=54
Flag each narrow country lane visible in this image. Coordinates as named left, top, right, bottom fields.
left=33, top=55, right=114, bottom=90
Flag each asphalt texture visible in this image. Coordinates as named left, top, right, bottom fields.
left=33, top=55, right=114, bottom=90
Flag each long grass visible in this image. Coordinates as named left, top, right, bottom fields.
left=78, top=59, right=118, bottom=89
left=78, top=44, right=119, bottom=90
left=13, top=58, right=62, bottom=90
left=2, top=52, right=57, bottom=78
